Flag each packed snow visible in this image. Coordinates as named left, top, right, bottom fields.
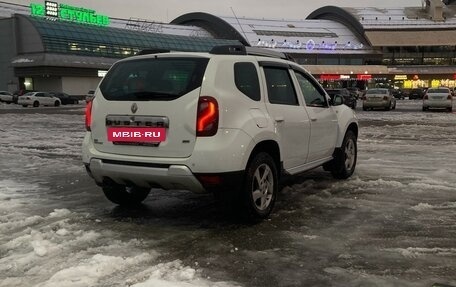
left=0, top=100, right=455, bottom=286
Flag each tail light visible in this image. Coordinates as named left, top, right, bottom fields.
left=423, top=94, right=428, bottom=100
left=196, top=96, right=218, bottom=137
left=85, top=100, right=93, bottom=131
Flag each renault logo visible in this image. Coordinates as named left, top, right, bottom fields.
left=131, top=103, right=138, bottom=114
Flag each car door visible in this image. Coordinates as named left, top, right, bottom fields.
left=292, top=69, right=338, bottom=162
left=261, top=63, right=311, bottom=170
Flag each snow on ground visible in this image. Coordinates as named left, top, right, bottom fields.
left=0, top=107, right=238, bottom=287
left=1, top=100, right=456, bottom=286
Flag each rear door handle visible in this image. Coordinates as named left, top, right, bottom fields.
left=275, top=116, right=284, bottom=122
left=311, top=118, right=317, bottom=122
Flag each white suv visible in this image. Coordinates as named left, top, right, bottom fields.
left=82, top=45, right=358, bottom=219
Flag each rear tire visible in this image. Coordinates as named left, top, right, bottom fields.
left=329, top=130, right=357, bottom=179
left=102, top=184, right=150, bottom=206
left=33, top=101, right=39, bottom=107
left=22, top=104, right=28, bottom=107
left=54, top=101, right=60, bottom=107
left=241, top=152, right=278, bottom=220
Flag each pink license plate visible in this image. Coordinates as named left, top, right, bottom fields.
left=107, top=127, right=166, bottom=142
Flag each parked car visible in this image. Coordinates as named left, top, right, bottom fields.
left=49, top=92, right=79, bottom=105
left=362, top=88, right=396, bottom=111
left=325, top=88, right=357, bottom=109
left=409, top=88, right=425, bottom=100
left=0, top=91, right=13, bottom=103
left=82, top=45, right=359, bottom=220
left=17, top=92, right=61, bottom=107
left=85, top=90, right=95, bottom=103
left=422, top=87, right=453, bottom=112
left=346, top=87, right=362, bottom=99
left=391, top=89, right=405, bottom=100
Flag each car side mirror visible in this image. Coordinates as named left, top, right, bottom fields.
left=331, top=94, right=344, bottom=106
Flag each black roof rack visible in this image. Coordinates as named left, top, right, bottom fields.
left=136, top=49, right=170, bottom=56
left=209, top=45, right=292, bottom=61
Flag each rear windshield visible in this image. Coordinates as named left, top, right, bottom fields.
left=100, top=57, right=209, bottom=101
left=427, top=88, right=449, bottom=93
left=366, top=89, right=387, bottom=94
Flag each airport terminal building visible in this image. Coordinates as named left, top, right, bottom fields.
left=1, top=0, right=456, bottom=95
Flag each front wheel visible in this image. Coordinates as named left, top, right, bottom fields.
left=241, top=152, right=278, bottom=220
left=102, top=184, right=150, bottom=206
left=329, top=130, right=357, bottom=179
left=54, top=100, right=60, bottom=107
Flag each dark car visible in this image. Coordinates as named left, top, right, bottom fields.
left=325, top=88, right=357, bottom=109
left=346, top=87, right=361, bottom=99
left=391, top=89, right=405, bottom=100
left=409, top=88, right=425, bottom=100
left=49, top=92, right=79, bottom=105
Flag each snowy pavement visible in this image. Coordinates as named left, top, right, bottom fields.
left=0, top=101, right=455, bottom=286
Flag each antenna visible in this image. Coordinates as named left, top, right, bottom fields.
left=230, top=7, right=248, bottom=44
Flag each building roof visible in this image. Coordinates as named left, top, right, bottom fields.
left=172, top=12, right=373, bottom=55
left=18, top=14, right=240, bottom=58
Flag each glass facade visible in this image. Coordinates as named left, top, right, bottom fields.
left=382, top=46, right=456, bottom=66
left=28, top=16, right=240, bottom=58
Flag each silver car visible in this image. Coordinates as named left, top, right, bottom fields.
left=422, top=87, right=453, bottom=112
left=362, top=88, right=396, bottom=111
left=17, top=92, right=61, bottom=107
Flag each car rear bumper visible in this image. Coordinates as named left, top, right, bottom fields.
left=423, top=100, right=452, bottom=108
left=362, top=101, right=389, bottom=108
left=86, top=158, right=207, bottom=193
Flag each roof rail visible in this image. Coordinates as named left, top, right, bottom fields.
left=209, top=45, right=247, bottom=55
left=136, top=48, right=170, bottom=56
left=209, top=45, right=292, bottom=61
left=245, top=47, right=289, bottom=60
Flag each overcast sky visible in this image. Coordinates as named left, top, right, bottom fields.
left=9, top=0, right=422, bottom=22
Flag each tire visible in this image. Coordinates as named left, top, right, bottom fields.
left=54, top=101, right=60, bottom=107
left=329, top=130, right=357, bottom=179
left=102, top=184, right=150, bottom=206
left=22, top=104, right=28, bottom=107
left=241, top=152, right=278, bottom=220
left=448, top=107, right=453, bottom=112
left=385, top=102, right=391, bottom=111
left=422, top=107, right=428, bottom=112
left=33, top=101, right=39, bottom=107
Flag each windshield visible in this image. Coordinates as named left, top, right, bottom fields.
left=427, top=88, right=449, bottom=93
left=100, top=57, right=209, bottom=101
left=366, top=89, right=387, bottom=95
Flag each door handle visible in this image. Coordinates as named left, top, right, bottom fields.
left=310, top=118, right=317, bottom=122
left=275, top=116, right=284, bottom=122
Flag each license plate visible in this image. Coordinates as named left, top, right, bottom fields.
left=107, top=127, right=166, bottom=142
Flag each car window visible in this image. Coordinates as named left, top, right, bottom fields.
left=36, top=93, right=44, bottom=97
left=263, top=67, right=298, bottom=106
left=428, top=88, right=449, bottom=93
left=234, top=62, right=260, bottom=101
left=294, top=71, right=328, bottom=107
left=100, top=57, right=209, bottom=101
left=367, top=89, right=387, bottom=94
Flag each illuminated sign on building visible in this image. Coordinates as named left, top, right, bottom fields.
left=30, top=1, right=110, bottom=26
left=255, top=39, right=363, bottom=51
left=357, top=74, right=372, bottom=80
left=394, top=75, right=408, bottom=80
